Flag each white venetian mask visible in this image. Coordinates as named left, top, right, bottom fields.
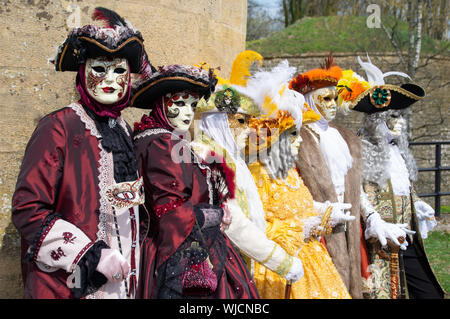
left=165, top=91, right=199, bottom=132
left=386, top=112, right=405, bottom=137
left=85, top=57, right=130, bottom=104
left=227, top=113, right=252, bottom=151
left=311, top=87, right=338, bottom=121
left=290, top=128, right=303, bottom=156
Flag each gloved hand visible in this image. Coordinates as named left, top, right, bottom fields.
left=313, top=201, right=355, bottom=227
left=302, top=215, right=322, bottom=241
left=284, top=256, right=304, bottom=283
left=96, top=248, right=130, bottom=282
left=329, top=202, right=355, bottom=226
left=414, top=201, right=437, bottom=239
left=365, top=213, right=415, bottom=250
left=415, top=201, right=435, bottom=220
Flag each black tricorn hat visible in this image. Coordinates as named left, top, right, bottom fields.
left=350, top=83, right=425, bottom=114
left=130, top=64, right=218, bottom=109
left=52, top=7, right=146, bottom=73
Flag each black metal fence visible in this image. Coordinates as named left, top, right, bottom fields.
left=409, top=141, right=450, bottom=217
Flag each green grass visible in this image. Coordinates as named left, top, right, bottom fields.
left=246, top=15, right=448, bottom=56
left=441, top=206, right=450, bottom=214
left=423, top=231, right=450, bottom=295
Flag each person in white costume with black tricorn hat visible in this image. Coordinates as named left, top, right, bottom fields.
left=337, top=56, right=444, bottom=299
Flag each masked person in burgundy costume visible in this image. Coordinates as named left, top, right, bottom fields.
left=131, top=64, right=260, bottom=299
left=11, top=8, right=150, bottom=299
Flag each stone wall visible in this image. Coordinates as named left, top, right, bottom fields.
left=0, top=0, right=247, bottom=298
left=263, top=52, right=450, bottom=208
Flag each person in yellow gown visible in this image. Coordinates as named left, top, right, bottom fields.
left=190, top=51, right=304, bottom=283
left=246, top=62, right=353, bottom=299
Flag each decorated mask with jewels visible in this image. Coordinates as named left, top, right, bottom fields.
left=85, top=57, right=130, bottom=104
left=165, top=91, right=200, bottom=132
left=311, top=87, right=339, bottom=121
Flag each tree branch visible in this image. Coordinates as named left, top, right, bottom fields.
left=381, top=19, right=407, bottom=69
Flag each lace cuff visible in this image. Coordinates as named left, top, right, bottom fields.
left=302, top=215, right=322, bottom=241
left=24, top=212, right=62, bottom=262
left=194, top=203, right=223, bottom=229
left=70, top=240, right=109, bottom=299
left=360, top=187, right=377, bottom=221
left=284, top=257, right=304, bottom=282
left=33, top=219, right=95, bottom=273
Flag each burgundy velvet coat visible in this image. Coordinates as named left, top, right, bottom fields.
left=11, top=103, right=138, bottom=298
left=134, top=128, right=259, bottom=299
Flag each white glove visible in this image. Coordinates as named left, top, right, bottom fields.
left=415, top=201, right=435, bottom=219
left=313, top=201, right=355, bottom=226
left=414, top=201, right=437, bottom=239
left=365, top=213, right=415, bottom=250
left=284, top=256, right=304, bottom=283
left=329, top=202, right=355, bottom=226
left=96, top=249, right=130, bottom=282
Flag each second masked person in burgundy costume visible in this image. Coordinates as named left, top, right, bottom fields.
left=131, top=63, right=260, bottom=299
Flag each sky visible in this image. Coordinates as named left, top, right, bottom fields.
left=252, top=0, right=280, bottom=18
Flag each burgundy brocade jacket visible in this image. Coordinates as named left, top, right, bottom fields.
left=11, top=103, right=135, bottom=298
left=134, top=130, right=209, bottom=271
left=134, top=128, right=259, bottom=299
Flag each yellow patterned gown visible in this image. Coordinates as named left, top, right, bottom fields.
left=249, top=162, right=351, bottom=299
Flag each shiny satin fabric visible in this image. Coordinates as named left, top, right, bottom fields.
left=12, top=107, right=103, bottom=298
left=249, top=162, right=351, bottom=299
left=134, top=131, right=259, bottom=299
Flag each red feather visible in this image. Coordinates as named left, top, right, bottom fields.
left=92, top=7, right=127, bottom=29
left=289, top=74, right=311, bottom=94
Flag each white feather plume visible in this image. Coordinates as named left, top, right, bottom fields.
left=233, top=60, right=304, bottom=128
left=358, top=54, right=411, bottom=86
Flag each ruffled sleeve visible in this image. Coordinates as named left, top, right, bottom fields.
left=12, top=112, right=95, bottom=273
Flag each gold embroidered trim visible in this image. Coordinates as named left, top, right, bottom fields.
left=275, top=254, right=294, bottom=277
left=261, top=243, right=278, bottom=265
left=130, top=76, right=209, bottom=107
left=58, top=36, right=143, bottom=71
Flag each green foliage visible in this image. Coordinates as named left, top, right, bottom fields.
left=424, top=231, right=450, bottom=295
left=246, top=15, right=448, bottom=56
left=441, top=206, right=450, bottom=214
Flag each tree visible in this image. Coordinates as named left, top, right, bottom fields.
left=247, top=0, right=284, bottom=41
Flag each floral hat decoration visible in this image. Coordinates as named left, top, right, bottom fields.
left=195, top=50, right=264, bottom=117
left=336, top=55, right=425, bottom=113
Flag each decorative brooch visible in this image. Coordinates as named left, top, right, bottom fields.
left=215, top=87, right=240, bottom=114
left=370, top=86, right=392, bottom=108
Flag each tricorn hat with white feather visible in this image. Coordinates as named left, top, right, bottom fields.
left=337, top=55, right=425, bottom=114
